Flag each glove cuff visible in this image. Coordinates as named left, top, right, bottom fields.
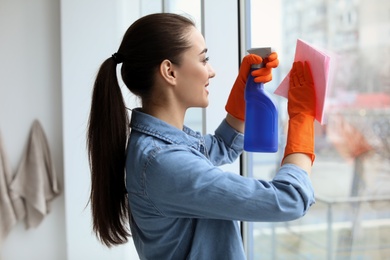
left=225, top=78, right=245, bottom=121
left=283, top=114, right=315, bottom=164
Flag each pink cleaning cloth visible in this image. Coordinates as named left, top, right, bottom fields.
left=275, top=39, right=337, bottom=124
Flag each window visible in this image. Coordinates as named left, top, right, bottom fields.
left=140, top=0, right=203, bottom=132
left=245, top=0, right=390, bottom=259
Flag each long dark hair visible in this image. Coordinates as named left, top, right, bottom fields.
left=87, top=13, right=195, bottom=247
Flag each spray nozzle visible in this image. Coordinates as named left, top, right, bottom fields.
left=247, top=47, right=273, bottom=69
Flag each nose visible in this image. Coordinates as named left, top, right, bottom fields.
left=208, top=64, right=216, bottom=78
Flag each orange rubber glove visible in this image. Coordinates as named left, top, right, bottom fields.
left=225, top=52, right=279, bottom=121
left=283, top=61, right=316, bottom=163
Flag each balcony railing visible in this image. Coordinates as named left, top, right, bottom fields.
left=253, top=195, right=390, bottom=259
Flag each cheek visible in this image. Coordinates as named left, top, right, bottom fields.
left=180, top=64, right=208, bottom=84
left=196, top=66, right=209, bottom=80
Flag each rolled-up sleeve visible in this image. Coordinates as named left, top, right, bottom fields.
left=145, top=146, right=315, bottom=222
left=203, top=119, right=244, bottom=166
left=272, top=164, right=315, bottom=216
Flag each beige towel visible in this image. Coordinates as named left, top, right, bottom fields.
left=0, top=132, right=19, bottom=246
left=10, top=120, right=61, bottom=229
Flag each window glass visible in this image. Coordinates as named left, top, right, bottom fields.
left=248, top=0, right=390, bottom=259
left=140, top=0, right=203, bottom=132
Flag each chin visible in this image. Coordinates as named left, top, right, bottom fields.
left=192, top=102, right=208, bottom=108
left=201, top=100, right=209, bottom=107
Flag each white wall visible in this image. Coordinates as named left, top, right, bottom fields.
left=0, top=0, right=66, bottom=259
left=60, top=0, right=139, bottom=259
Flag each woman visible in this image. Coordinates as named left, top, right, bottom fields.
left=87, top=13, right=316, bottom=259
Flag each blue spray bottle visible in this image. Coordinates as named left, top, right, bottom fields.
left=244, top=47, right=278, bottom=152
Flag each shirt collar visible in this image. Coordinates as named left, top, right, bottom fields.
left=130, top=108, right=203, bottom=147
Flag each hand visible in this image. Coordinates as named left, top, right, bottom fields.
left=288, top=61, right=315, bottom=118
left=251, top=52, right=279, bottom=83
left=225, top=52, right=279, bottom=121
left=283, top=61, right=316, bottom=164
left=237, top=54, right=264, bottom=86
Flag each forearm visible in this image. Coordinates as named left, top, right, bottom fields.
left=282, top=153, right=312, bottom=175
left=225, top=113, right=244, bottom=133
left=282, top=61, right=316, bottom=171
left=203, top=118, right=244, bottom=166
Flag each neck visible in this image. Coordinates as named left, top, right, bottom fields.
left=142, top=103, right=186, bottom=130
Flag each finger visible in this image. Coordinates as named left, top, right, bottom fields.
left=304, top=61, right=314, bottom=86
left=251, top=67, right=271, bottom=77
left=292, top=72, right=301, bottom=88
left=239, top=54, right=263, bottom=78
left=289, top=63, right=296, bottom=89
left=265, top=53, right=279, bottom=68
left=254, top=73, right=272, bottom=83
left=268, top=52, right=278, bottom=61
left=264, top=52, right=278, bottom=63
left=291, top=62, right=302, bottom=88
left=244, top=54, right=263, bottom=66
left=266, top=58, right=279, bottom=68
left=294, top=61, right=305, bottom=86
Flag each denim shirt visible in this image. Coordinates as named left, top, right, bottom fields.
left=126, top=108, right=315, bottom=260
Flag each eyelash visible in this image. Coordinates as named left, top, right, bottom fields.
left=203, top=57, right=210, bottom=64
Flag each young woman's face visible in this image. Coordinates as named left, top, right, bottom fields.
left=173, top=27, right=216, bottom=109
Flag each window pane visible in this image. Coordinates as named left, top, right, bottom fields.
left=139, top=0, right=203, bottom=132
left=248, top=0, right=390, bottom=259
left=165, top=0, right=203, bottom=132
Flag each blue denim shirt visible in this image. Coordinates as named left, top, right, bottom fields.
left=126, top=108, right=315, bottom=260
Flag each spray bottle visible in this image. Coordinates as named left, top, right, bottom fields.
left=244, top=47, right=278, bottom=152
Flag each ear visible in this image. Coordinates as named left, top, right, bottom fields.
left=159, top=59, right=177, bottom=85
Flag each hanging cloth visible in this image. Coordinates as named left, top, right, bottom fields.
left=0, top=132, right=19, bottom=246
left=9, top=120, right=61, bottom=229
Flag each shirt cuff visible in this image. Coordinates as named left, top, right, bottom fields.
left=215, top=119, right=244, bottom=151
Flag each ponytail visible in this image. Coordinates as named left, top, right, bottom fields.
left=86, top=12, right=197, bottom=247
left=87, top=57, right=130, bottom=247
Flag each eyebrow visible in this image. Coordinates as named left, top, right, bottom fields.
left=199, top=48, right=208, bottom=55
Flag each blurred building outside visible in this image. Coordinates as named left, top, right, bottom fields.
left=251, top=0, right=390, bottom=259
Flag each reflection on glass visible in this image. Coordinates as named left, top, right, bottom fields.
left=249, top=0, right=390, bottom=259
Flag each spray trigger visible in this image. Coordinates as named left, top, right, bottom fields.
left=247, top=47, right=274, bottom=68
